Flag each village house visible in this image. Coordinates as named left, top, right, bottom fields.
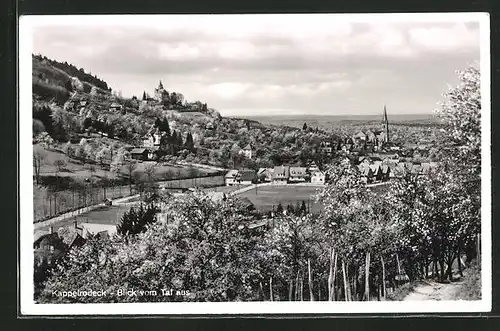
left=34, top=224, right=86, bottom=267
left=109, top=102, right=123, bottom=112
left=130, top=148, right=149, bottom=161
left=235, top=169, right=256, bottom=185
left=310, top=171, right=326, bottom=185
left=80, top=223, right=117, bottom=238
left=288, top=167, right=307, bottom=183
left=307, top=161, right=320, bottom=173
left=239, top=144, right=253, bottom=159
left=225, top=169, right=239, bottom=186
left=257, top=168, right=274, bottom=182
left=272, top=166, right=290, bottom=184
left=320, top=141, right=333, bottom=155
left=142, top=132, right=163, bottom=148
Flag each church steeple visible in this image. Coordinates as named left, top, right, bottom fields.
left=382, top=105, right=389, bottom=143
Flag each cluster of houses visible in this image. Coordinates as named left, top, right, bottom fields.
left=34, top=221, right=117, bottom=268
left=225, top=161, right=326, bottom=186
left=357, top=155, right=439, bottom=183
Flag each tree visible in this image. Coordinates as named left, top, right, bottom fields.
left=436, top=66, right=481, bottom=176
left=33, top=145, right=47, bottom=184
left=54, top=159, right=67, bottom=173
left=117, top=204, right=160, bottom=236
left=142, top=91, right=147, bottom=100
left=125, top=161, right=137, bottom=195
left=185, top=132, right=195, bottom=152
left=276, top=203, right=284, bottom=215
left=39, top=194, right=262, bottom=303
left=33, top=119, right=46, bottom=137
left=303, top=123, right=308, bottom=131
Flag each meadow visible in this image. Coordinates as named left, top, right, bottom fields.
left=237, top=185, right=323, bottom=214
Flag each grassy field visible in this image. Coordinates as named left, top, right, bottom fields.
left=37, top=202, right=142, bottom=232
left=237, top=185, right=323, bottom=214
left=36, top=147, right=218, bottom=182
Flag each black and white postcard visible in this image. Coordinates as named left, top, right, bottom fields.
left=19, top=13, right=491, bottom=315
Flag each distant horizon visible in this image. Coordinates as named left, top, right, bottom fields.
left=229, top=112, right=437, bottom=118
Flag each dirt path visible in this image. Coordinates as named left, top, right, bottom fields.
left=403, top=279, right=464, bottom=301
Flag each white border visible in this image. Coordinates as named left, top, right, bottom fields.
left=19, top=13, right=491, bottom=315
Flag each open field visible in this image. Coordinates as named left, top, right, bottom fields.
left=37, top=148, right=218, bottom=181
left=36, top=202, right=142, bottom=232
left=237, top=185, right=323, bottom=214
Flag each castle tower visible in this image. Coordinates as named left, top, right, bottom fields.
left=382, top=105, right=389, bottom=143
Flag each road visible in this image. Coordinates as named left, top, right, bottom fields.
left=403, top=279, right=464, bottom=301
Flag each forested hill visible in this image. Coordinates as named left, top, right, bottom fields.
left=33, top=54, right=110, bottom=91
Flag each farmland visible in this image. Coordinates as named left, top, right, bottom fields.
left=236, top=185, right=323, bottom=214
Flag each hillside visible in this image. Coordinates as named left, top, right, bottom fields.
left=31, top=54, right=346, bottom=172
left=31, top=53, right=440, bottom=184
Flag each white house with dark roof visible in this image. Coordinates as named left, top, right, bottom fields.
left=289, top=167, right=307, bottom=183
left=225, top=170, right=239, bottom=186
left=239, top=144, right=253, bottom=159
left=311, top=171, right=326, bottom=185
left=142, top=132, right=162, bottom=148
left=272, top=166, right=290, bottom=184
left=257, top=168, right=274, bottom=182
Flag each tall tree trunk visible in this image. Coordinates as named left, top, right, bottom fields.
left=308, top=258, right=314, bottom=301
left=295, top=271, right=300, bottom=301
left=381, top=255, right=386, bottom=299
left=352, top=274, right=357, bottom=301
left=270, top=277, right=273, bottom=301
left=300, top=277, right=304, bottom=301
left=345, top=261, right=351, bottom=301
left=342, top=260, right=349, bottom=301
left=447, top=254, right=454, bottom=282
left=396, top=253, right=401, bottom=275
left=333, top=252, right=338, bottom=301
left=439, top=259, right=445, bottom=282
left=259, top=281, right=265, bottom=300
left=288, top=278, right=293, bottom=301
left=328, top=248, right=335, bottom=301
left=365, top=251, right=371, bottom=301
left=477, top=233, right=481, bottom=266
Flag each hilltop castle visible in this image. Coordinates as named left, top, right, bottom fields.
left=154, top=80, right=166, bottom=102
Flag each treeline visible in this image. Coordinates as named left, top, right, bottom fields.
left=33, top=54, right=110, bottom=91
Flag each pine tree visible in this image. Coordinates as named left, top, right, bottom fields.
left=303, top=122, right=308, bottom=130
left=276, top=202, right=284, bottom=214
left=185, top=132, right=194, bottom=151
left=142, top=91, right=147, bottom=100
left=160, top=117, right=171, bottom=136
left=300, top=200, right=307, bottom=215
left=117, top=204, right=160, bottom=236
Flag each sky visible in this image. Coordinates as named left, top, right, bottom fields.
left=29, top=14, right=482, bottom=117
